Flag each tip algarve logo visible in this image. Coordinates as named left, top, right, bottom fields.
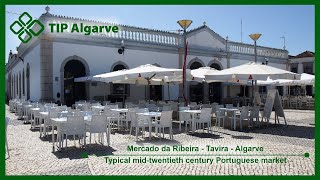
left=10, top=12, right=45, bottom=44
left=10, top=12, right=119, bottom=44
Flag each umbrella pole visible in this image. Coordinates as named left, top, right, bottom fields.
left=289, top=86, right=291, bottom=96
left=104, top=83, right=106, bottom=102
left=167, top=82, right=170, bottom=101
left=244, top=85, right=246, bottom=106
left=148, top=79, right=151, bottom=103
left=145, top=86, right=147, bottom=102
left=123, top=84, right=125, bottom=108
left=251, top=80, right=254, bottom=106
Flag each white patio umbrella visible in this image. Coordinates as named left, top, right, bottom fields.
left=92, top=64, right=185, bottom=83
left=275, top=73, right=314, bottom=86
left=162, top=67, right=220, bottom=83
left=275, top=73, right=314, bottom=96
left=205, top=62, right=299, bottom=82
left=191, top=67, right=220, bottom=82
left=76, top=64, right=189, bottom=102
left=205, top=62, right=300, bottom=105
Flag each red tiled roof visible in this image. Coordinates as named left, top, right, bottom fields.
left=290, top=51, right=314, bottom=59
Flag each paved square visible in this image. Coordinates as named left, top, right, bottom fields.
left=5, top=105, right=314, bottom=175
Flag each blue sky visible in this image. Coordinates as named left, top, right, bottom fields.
left=6, top=5, right=314, bottom=62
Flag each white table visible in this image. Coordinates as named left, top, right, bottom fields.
left=111, top=108, right=128, bottom=113
left=137, top=112, right=161, bottom=140
left=219, top=108, right=239, bottom=130
left=91, top=106, right=105, bottom=110
left=179, top=110, right=201, bottom=133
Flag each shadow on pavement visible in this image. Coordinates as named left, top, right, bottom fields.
left=251, top=124, right=314, bottom=139
left=189, top=132, right=223, bottom=139
left=53, top=144, right=116, bottom=159
left=231, top=135, right=253, bottom=139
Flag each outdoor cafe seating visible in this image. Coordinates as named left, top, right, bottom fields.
left=8, top=94, right=309, bottom=153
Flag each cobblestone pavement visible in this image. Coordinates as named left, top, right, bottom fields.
left=5, top=105, right=314, bottom=175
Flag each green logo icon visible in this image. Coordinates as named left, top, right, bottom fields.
left=10, top=12, right=45, bottom=43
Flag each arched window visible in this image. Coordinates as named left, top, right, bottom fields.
left=16, top=74, right=18, bottom=95
left=112, top=64, right=128, bottom=95
left=12, top=75, right=15, bottom=98
left=19, top=72, right=21, bottom=98
left=190, top=62, right=202, bottom=70
left=210, top=63, right=222, bottom=70
left=189, top=61, right=203, bottom=103
left=209, top=63, right=223, bottom=103
left=26, top=63, right=30, bottom=100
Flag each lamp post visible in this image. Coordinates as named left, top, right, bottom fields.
left=177, top=19, right=192, bottom=105
left=249, top=33, right=262, bottom=63
left=249, top=33, right=261, bottom=105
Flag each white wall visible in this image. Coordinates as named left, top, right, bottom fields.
left=187, top=30, right=225, bottom=50
left=52, top=42, right=180, bottom=102
left=8, top=44, right=41, bottom=101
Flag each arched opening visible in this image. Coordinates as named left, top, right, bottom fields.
left=7, top=73, right=11, bottom=101
left=26, top=64, right=30, bottom=100
left=110, top=64, right=129, bottom=103
left=209, top=63, right=222, bottom=103
left=13, top=74, right=15, bottom=98
left=189, top=62, right=203, bottom=103
left=16, top=74, right=18, bottom=97
left=19, top=72, right=21, bottom=98
left=64, top=60, right=87, bottom=106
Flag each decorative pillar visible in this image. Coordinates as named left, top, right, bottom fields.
left=298, top=62, right=304, bottom=74
left=226, top=37, right=231, bottom=97
left=39, top=34, right=54, bottom=102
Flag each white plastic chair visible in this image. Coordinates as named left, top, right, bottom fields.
left=122, top=107, right=139, bottom=129
left=145, top=104, right=157, bottom=111
left=290, top=97, right=298, bottom=109
left=129, top=111, right=149, bottom=140
left=40, top=109, right=59, bottom=137
left=92, top=107, right=102, bottom=115
left=88, top=114, right=109, bottom=146
left=215, top=105, right=226, bottom=128
left=211, top=103, right=218, bottom=118
left=162, top=105, right=172, bottom=111
left=104, top=107, right=120, bottom=131
left=178, top=107, right=192, bottom=132
left=235, top=106, right=249, bottom=131
left=62, top=115, right=86, bottom=148
left=82, top=103, right=91, bottom=111
left=31, top=109, right=41, bottom=129
left=249, top=106, right=260, bottom=128
left=103, top=101, right=110, bottom=106
left=195, top=108, right=212, bottom=133
left=154, top=111, right=173, bottom=139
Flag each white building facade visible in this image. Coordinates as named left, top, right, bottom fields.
left=6, top=9, right=289, bottom=106
left=288, top=51, right=315, bottom=96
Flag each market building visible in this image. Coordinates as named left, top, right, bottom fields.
left=288, top=51, right=315, bottom=96
left=5, top=7, right=289, bottom=106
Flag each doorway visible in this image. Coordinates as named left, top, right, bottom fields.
left=189, top=62, right=203, bottom=103
left=64, top=60, right=87, bottom=106
left=209, top=63, right=222, bottom=103
left=149, top=85, right=162, bottom=101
